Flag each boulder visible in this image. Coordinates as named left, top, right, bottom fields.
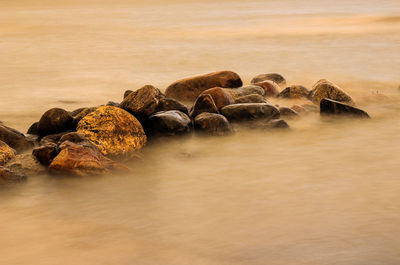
left=32, top=143, right=58, bottom=165
left=39, top=132, right=69, bottom=146
left=234, top=94, right=267, bottom=104
left=156, top=97, right=189, bottom=115
left=253, top=80, right=281, bottom=97
left=145, top=110, right=191, bottom=137
left=49, top=141, right=129, bottom=177
left=227, top=85, right=265, bottom=99
left=58, top=132, right=88, bottom=146
left=0, top=124, right=33, bottom=152
left=309, top=79, right=355, bottom=105
left=251, top=73, right=286, bottom=87
left=0, top=140, right=16, bottom=166
left=200, top=87, right=235, bottom=109
left=190, top=94, right=219, bottom=118
left=0, top=167, right=27, bottom=185
left=72, top=107, right=97, bottom=128
left=194, top=113, right=233, bottom=136
left=278, top=107, right=300, bottom=119
left=106, top=101, right=120, bottom=107
left=77, top=106, right=147, bottom=157
left=165, top=71, right=242, bottom=102
left=278, top=85, right=310, bottom=99
left=320, top=98, right=370, bottom=118
left=120, top=85, right=164, bottom=121
left=38, top=108, right=74, bottom=137
left=123, top=90, right=133, bottom=99
left=220, top=103, right=280, bottom=122
left=27, top=121, right=39, bottom=135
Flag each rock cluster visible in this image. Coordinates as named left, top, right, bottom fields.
left=0, top=71, right=371, bottom=183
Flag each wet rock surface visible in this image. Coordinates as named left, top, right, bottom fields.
left=310, top=79, right=355, bottom=105
left=0, top=124, right=33, bottom=152
left=200, top=87, right=235, bottom=110
left=221, top=103, right=280, bottom=122
left=320, top=98, right=370, bottom=118
left=251, top=73, right=286, bottom=87
left=278, top=85, right=310, bottom=99
left=190, top=94, right=219, bottom=118
left=253, top=80, right=281, bottom=97
left=145, top=110, right=192, bottom=137
left=165, top=71, right=242, bottom=102
left=194, top=112, right=233, bottom=136
left=38, top=108, right=74, bottom=137
left=0, top=140, right=16, bottom=166
left=227, top=85, right=265, bottom=99
left=234, top=94, right=267, bottom=104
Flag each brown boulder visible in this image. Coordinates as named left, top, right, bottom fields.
left=32, top=143, right=58, bottom=165
left=251, top=73, right=286, bottom=87
left=309, top=79, right=355, bottom=105
left=165, top=71, right=242, bottom=102
left=278, top=85, right=310, bottom=99
left=234, top=94, right=267, bottom=104
left=77, top=106, right=147, bottom=158
left=200, top=87, right=235, bottom=109
left=156, top=97, right=189, bottom=115
left=279, top=107, right=300, bottom=119
left=49, top=141, right=129, bottom=176
left=38, top=108, right=74, bottom=137
left=320, top=98, right=370, bottom=118
left=0, top=140, right=16, bottom=166
left=0, top=124, right=33, bottom=152
left=253, top=80, right=280, bottom=97
left=190, top=94, right=219, bottom=118
left=194, top=113, right=233, bottom=136
left=227, top=85, right=265, bottom=99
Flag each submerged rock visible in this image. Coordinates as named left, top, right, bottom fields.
left=0, top=167, right=26, bottom=185
left=320, top=98, right=370, bottom=118
left=39, top=132, right=69, bottom=146
left=0, top=124, right=33, bottom=152
left=120, top=85, right=164, bottom=121
left=49, top=141, right=129, bottom=177
left=251, top=73, right=286, bottom=87
left=194, top=112, right=233, bottom=136
left=165, top=71, right=242, bottom=102
left=278, top=85, right=310, bottom=99
left=0, top=140, right=16, bottom=166
left=253, top=80, right=281, bottom=97
left=234, top=94, right=267, bottom=104
left=278, top=107, right=300, bottom=119
left=200, top=87, right=235, bottom=109
left=220, top=103, right=280, bottom=122
left=245, top=119, right=290, bottom=130
left=310, top=79, right=355, bottom=105
left=291, top=105, right=307, bottom=114
left=77, top=106, right=147, bottom=158
left=145, top=110, right=191, bottom=137
left=38, top=108, right=74, bottom=137
left=190, top=94, right=219, bottom=118
left=6, top=153, right=47, bottom=176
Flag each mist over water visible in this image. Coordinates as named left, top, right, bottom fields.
left=1, top=0, right=400, bottom=264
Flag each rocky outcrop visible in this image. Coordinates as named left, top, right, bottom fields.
left=310, top=79, right=355, bottom=105
left=278, top=85, right=310, bottom=99
left=234, top=94, right=267, bottom=104
left=220, top=103, right=280, bottom=122
left=190, top=94, right=219, bottom=118
left=200, top=87, right=235, bottom=109
left=0, top=124, right=33, bottom=152
left=0, top=140, right=16, bottom=166
left=320, top=98, right=370, bottom=118
left=251, top=73, right=286, bottom=87
left=77, top=106, right=147, bottom=158
left=253, top=80, right=281, bottom=97
left=194, top=113, right=233, bottom=136
left=120, top=85, right=164, bottom=121
left=37, top=108, right=74, bottom=137
left=49, top=141, right=129, bottom=176
left=165, top=71, right=242, bottom=102
left=145, top=110, right=191, bottom=137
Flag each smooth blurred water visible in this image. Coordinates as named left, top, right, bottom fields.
left=0, top=0, right=400, bottom=264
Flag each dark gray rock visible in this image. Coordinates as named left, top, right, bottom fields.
left=144, top=110, right=192, bottom=137
left=32, top=143, right=58, bottom=165
left=0, top=124, right=34, bottom=152
left=220, top=103, right=280, bottom=122
left=194, top=112, right=233, bottom=136
left=320, top=98, right=370, bottom=118
left=27, top=121, right=39, bottom=135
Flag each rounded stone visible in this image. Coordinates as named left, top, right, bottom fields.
left=309, top=79, right=355, bottom=105
left=251, top=73, right=286, bottom=87
left=38, top=108, right=74, bottom=137
left=200, top=87, right=235, bottom=109
left=253, top=80, right=281, bottom=97
left=194, top=113, right=233, bottom=136
left=278, top=85, right=310, bottom=99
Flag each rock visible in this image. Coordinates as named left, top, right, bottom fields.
left=165, top=71, right=243, bottom=102
left=58, top=132, right=88, bottom=146
left=220, top=103, right=280, bottom=122
left=156, top=97, right=189, bottom=115
left=120, top=85, right=164, bottom=121
left=194, top=113, right=233, bottom=136
left=27, top=121, right=39, bottom=135
left=291, top=105, right=307, bottom=114
left=309, top=79, right=355, bottom=105
left=72, top=107, right=97, bottom=128
left=39, top=132, right=69, bottom=146
left=251, top=73, right=286, bottom=87
left=227, top=85, right=265, bottom=99
left=278, top=85, right=310, bottom=99
left=32, top=143, right=58, bottom=165
left=70, top=107, right=88, bottom=117
left=200, top=87, right=235, bottom=109
left=320, top=98, right=370, bottom=118
left=0, top=124, right=33, bottom=152
left=253, top=80, right=281, bottom=97
left=77, top=106, right=147, bottom=157
left=0, top=167, right=27, bottom=185
left=278, top=107, right=300, bottom=119
left=234, top=94, right=267, bottom=104
left=0, top=140, right=16, bottom=166
left=6, top=153, right=47, bottom=176
left=38, top=108, right=74, bottom=137
left=245, top=119, right=290, bottom=130
left=190, top=94, right=219, bottom=118
left=123, top=90, right=133, bottom=99
left=106, top=101, right=120, bottom=107
left=49, top=141, right=129, bottom=176
left=145, top=110, right=191, bottom=137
